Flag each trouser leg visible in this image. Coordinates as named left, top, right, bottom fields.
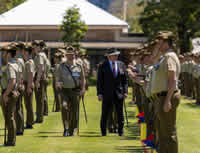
left=43, top=82, right=48, bottom=116
left=15, top=94, right=24, bottom=133
left=24, top=86, right=34, bottom=126
left=71, top=95, right=80, bottom=134
left=35, top=80, right=45, bottom=122
left=114, top=97, right=124, bottom=134
left=100, top=99, right=112, bottom=135
left=53, top=79, right=61, bottom=112
left=157, top=93, right=180, bottom=153
left=7, top=97, right=17, bottom=145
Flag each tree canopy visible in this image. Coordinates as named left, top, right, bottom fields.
left=0, top=0, right=26, bottom=14
left=60, top=6, right=88, bottom=49
left=139, top=0, right=200, bottom=53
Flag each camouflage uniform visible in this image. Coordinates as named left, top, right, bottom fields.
left=0, top=47, right=19, bottom=146
left=56, top=48, right=85, bottom=136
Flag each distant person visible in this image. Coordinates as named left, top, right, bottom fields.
left=23, top=46, right=35, bottom=129
left=56, top=47, right=85, bottom=137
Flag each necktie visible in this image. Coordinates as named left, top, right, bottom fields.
left=112, top=62, right=116, bottom=77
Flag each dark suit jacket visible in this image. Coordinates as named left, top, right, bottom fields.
left=97, top=59, right=128, bottom=100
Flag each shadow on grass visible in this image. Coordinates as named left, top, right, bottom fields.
left=80, top=131, right=103, bottom=137
left=127, top=102, right=136, bottom=107
left=122, top=123, right=140, bottom=141
left=184, top=102, right=200, bottom=109
left=80, top=135, right=102, bottom=138
left=115, top=146, right=151, bottom=153
left=35, top=136, right=64, bottom=138
left=115, top=103, right=142, bottom=153
left=38, top=131, right=63, bottom=134
left=82, top=131, right=99, bottom=134
left=122, top=108, right=140, bottom=141
left=127, top=110, right=136, bottom=119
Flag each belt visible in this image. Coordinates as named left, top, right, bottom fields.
left=156, top=90, right=178, bottom=97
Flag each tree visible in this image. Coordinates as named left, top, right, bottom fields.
left=139, top=0, right=200, bottom=53
left=0, top=0, right=26, bottom=14
left=60, top=6, right=88, bottom=49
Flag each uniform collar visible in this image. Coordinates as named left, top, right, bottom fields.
left=164, top=48, right=174, bottom=55
left=66, top=59, right=75, bottom=67
left=16, top=55, right=23, bottom=58
left=9, top=58, right=16, bottom=63
left=28, top=56, right=32, bottom=60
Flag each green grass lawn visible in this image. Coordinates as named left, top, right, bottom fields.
left=0, top=86, right=199, bottom=153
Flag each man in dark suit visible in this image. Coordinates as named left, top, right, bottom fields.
left=97, top=48, right=128, bottom=136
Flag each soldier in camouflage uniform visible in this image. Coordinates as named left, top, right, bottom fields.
left=0, top=46, right=20, bottom=146
left=56, top=47, right=85, bottom=137
left=193, top=54, right=200, bottom=105
left=79, top=49, right=90, bottom=90
left=42, top=47, right=51, bottom=116
left=15, top=42, right=25, bottom=135
left=23, top=46, right=35, bottom=129
left=151, top=31, right=180, bottom=153
left=179, top=55, right=185, bottom=95
left=52, top=51, right=63, bottom=112
left=32, top=40, right=46, bottom=123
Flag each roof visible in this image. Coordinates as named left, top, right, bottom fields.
left=0, top=0, right=128, bottom=27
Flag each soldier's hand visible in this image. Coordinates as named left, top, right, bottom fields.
left=27, top=87, right=32, bottom=95
left=80, top=89, right=85, bottom=96
left=98, top=95, right=103, bottom=101
left=31, top=82, right=35, bottom=89
left=127, top=68, right=136, bottom=78
left=12, top=91, right=20, bottom=98
left=163, top=100, right=172, bottom=112
left=35, top=81, right=40, bottom=89
left=56, top=82, right=63, bottom=89
left=3, top=94, right=8, bottom=104
left=128, top=64, right=135, bottom=70
left=124, top=93, right=128, bottom=99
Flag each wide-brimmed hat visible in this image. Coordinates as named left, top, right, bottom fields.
left=2, top=45, right=17, bottom=52
left=32, top=40, right=46, bottom=47
left=155, top=31, right=176, bottom=40
left=15, top=41, right=25, bottom=49
left=105, top=48, right=120, bottom=56
left=57, top=48, right=66, bottom=55
left=0, top=46, right=8, bottom=52
left=24, top=46, right=33, bottom=52
left=54, top=52, right=63, bottom=58
left=66, top=46, right=75, bottom=55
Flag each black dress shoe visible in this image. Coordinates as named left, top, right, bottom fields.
left=69, top=133, right=74, bottom=137
left=102, top=133, right=107, bottom=136
left=4, top=143, right=15, bottom=147
left=196, top=102, right=200, bottom=105
left=108, top=128, right=113, bottom=133
left=113, top=129, right=117, bottom=133
left=35, top=120, right=43, bottom=124
left=25, top=125, right=33, bottom=129
left=63, top=130, right=68, bottom=137
left=16, top=132, right=23, bottom=136
left=119, top=133, right=124, bottom=136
